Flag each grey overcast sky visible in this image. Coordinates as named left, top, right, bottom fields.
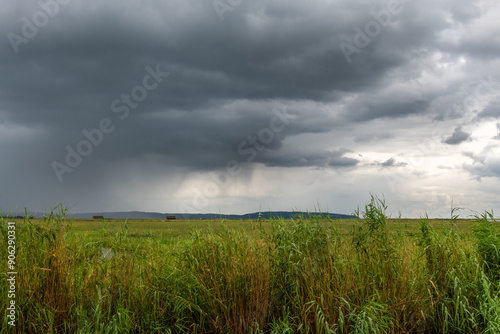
left=1, top=0, right=500, bottom=217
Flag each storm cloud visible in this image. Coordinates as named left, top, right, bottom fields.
left=2, top=0, right=500, bottom=217
left=443, top=126, right=471, bottom=145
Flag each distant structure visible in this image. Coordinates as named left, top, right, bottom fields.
left=93, top=216, right=104, bottom=219
left=166, top=216, right=176, bottom=220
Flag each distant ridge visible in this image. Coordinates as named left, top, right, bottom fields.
left=2, top=210, right=355, bottom=220
left=66, top=211, right=355, bottom=220
left=65, top=211, right=355, bottom=220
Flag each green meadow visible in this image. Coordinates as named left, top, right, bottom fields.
left=2, top=196, right=500, bottom=333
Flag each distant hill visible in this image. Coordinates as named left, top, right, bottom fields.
left=2, top=210, right=355, bottom=220
left=68, top=211, right=356, bottom=220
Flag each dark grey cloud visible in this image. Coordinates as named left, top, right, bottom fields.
left=373, top=158, right=407, bottom=168
left=346, top=99, right=430, bottom=122
left=443, top=127, right=471, bottom=145
left=354, top=132, right=393, bottom=143
left=261, top=148, right=359, bottom=168
left=2, top=0, right=500, bottom=215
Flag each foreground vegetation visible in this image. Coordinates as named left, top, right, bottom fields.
left=2, top=197, right=500, bottom=333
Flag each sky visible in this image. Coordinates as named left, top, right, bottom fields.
left=1, top=0, right=500, bottom=218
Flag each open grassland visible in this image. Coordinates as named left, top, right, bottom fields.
left=2, top=197, right=500, bottom=333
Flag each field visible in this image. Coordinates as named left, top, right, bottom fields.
left=2, top=197, right=500, bottom=333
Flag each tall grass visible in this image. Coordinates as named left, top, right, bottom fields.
left=1, top=198, right=500, bottom=333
